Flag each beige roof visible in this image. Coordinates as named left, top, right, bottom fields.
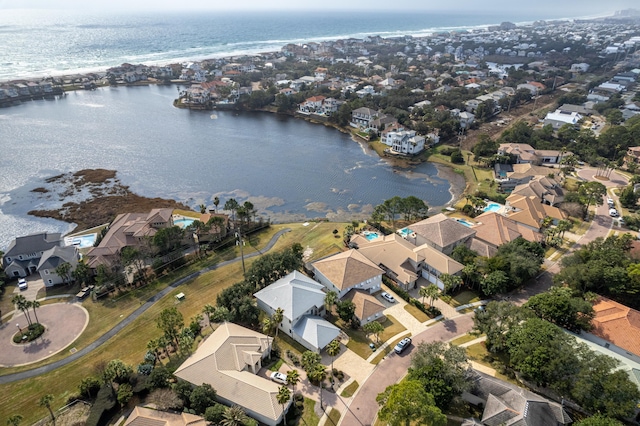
left=413, top=243, right=464, bottom=275
left=473, top=212, right=543, bottom=247
left=174, top=322, right=284, bottom=424
left=409, top=214, right=476, bottom=248
left=506, top=195, right=567, bottom=229
left=356, top=234, right=422, bottom=284
left=509, top=163, right=557, bottom=178
left=469, top=238, right=497, bottom=258
left=498, top=143, right=535, bottom=155
left=124, top=406, right=206, bottom=426
left=511, top=176, right=564, bottom=205
left=342, top=288, right=385, bottom=321
left=312, top=249, right=383, bottom=291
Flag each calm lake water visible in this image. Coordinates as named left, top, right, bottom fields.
left=0, top=85, right=463, bottom=249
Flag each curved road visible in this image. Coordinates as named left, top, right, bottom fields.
left=0, top=228, right=291, bottom=384
left=340, top=315, right=475, bottom=426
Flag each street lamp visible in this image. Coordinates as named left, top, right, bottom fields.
left=16, top=323, right=23, bottom=338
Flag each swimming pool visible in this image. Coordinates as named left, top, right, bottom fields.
left=363, top=231, right=381, bottom=241
left=456, top=218, right=475, bottom=228
left=174, top=217, right=196, bottom=228
left=64, top=233, right=97, bottom=248
left=397, top=228, right=414, bottom=238
left=483, top=203, right=502, bottom=213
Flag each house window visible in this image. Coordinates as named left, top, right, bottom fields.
left=48, top=280, right=52, bottom=284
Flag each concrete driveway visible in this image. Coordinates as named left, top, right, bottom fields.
left=10, top=275, right=45, bottom=303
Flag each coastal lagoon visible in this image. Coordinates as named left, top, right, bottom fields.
left=0, top=85, right=463, bottom=249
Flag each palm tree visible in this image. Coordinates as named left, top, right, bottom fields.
left=276, top=385, right=291, bottom=426
left=213, top=196, right=220, bottom=213
left=308, top=364, right=327, bottom=410
left=286, top=369, right=300, bottom=393
left=39, top=394, right=55, bottom=423
left=146, top=338, right=160, bottom=364
left=326, top=340, right=341, bottom=373
left=221, top=405, right=250, bottom=426
left=11, top=294, right=32, bottom=326
left=323, top=291, right=338, bottom=316
left=424, top=284, right=440, bottom=307
left=202, top=304, right=216, bottom=329
left=31, top=300, right=41, bottom=324
left=418, top=286, right=429, bottom=304
left=271, top=307, right=284, bottom=339
left=556, top=219, right=573, bottom=239
left=198, top=203, right=207, bottom=214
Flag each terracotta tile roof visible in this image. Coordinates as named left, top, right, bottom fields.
left=591, top=297, right=640, bottom=357
left=311, top=249, right=383, bottom=291
left=410, top=213, right=476, bottom=249
left=355, top=234, right=422, bottom=285
left=412, top=244, right=464, bottom=275
left=473, top=212, right=543, bottom=247
left=469, top=238, right=497, bottom=257
left=342, top=289, right=385, bottom=322
left=506, top=195, right=566, bottom=229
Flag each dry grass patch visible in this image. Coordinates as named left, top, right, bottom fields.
left=300, top=398, right=320, bottom=426
left=450, top=333, right=482, bottom=346
left=403, top=303, right=430, bottom=322
left=440, top=290, right=481, bottom=308
left=340, top=380, right=359, bottom=398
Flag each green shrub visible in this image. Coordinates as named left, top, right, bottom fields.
left=13, top=323, right=45, bottom=343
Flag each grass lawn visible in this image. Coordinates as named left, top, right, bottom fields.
left=403, top=303, right=430, bottom=322
left=450, top=333, right=483, bottom=346
left=340, top=380, right=359, bottom=398
left=343, top=315, right=406, bottom=359
left=0, top=222, right=348, bottom=424
left=439, top=290, right=481, bottom=308
left=326, top=408, right=341, bottom=426
left=465, top=342, right=514, bottom=384
left=300, top=398, right=320, bottom=426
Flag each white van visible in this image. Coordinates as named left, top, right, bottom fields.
left=609, top=208, right=619, bottom=217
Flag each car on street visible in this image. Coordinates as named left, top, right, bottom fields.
left=381, top=292, right=395, bottom=303
left=270, top=371, right=287, bottom=385
left=607, top=198, right=614, bottom=207
left=609, top=208, right=619, bottom=217
left=394, top=337, right=412, bottom=354
left=17, top=278, right=28, bottom=290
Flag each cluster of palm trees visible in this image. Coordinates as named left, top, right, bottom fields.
left=11, top=294, right=41, bottom=327
left=541, top=218, right=573, bottom=247
left=418, top=284, right=440, bottom=307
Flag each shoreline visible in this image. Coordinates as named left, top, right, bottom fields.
left=0, top=10, right=620, bottom=85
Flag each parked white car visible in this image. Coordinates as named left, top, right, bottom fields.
left=17, top=278, right=28, bottom=290
left=609, top=208, right=619, bottom=217
left=394, top=337, right=412, bottom=354
left=607, top=198, right=614, bottom=207
left=270, top=371, right=287, bottom=385
left=381, top=292, right=396, bottom=303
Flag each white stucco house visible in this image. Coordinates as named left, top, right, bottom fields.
left=254, top=271, right=340, bottom=352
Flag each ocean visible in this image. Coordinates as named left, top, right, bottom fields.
left=0, top=9, right=608, bottom=81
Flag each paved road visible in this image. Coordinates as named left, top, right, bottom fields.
left=0, top=228, right=290, bottom=385
left=340, top=314, right=475, bottom=426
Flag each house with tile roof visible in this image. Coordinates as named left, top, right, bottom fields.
left=498, top=143, right=570, bottom=165
left=505, top=195, right=567, bottom=231
left=583, top=296, right=640, bottom=364
left=254, top=271, right=340, bottom=352
left=405, top=213, right=476, bottom=255
left=84, top=208, right=177, bottom=272
left=174, top=322, right=289, bottom=426
left=124, top=406, right=206, bottom=426
left=341, top=288, right=386, bottom=325
left=463, top=371, right=571, bottom=426
left=352, top=233, right=463, bottom=291
left=510, top=175, right=564, bottom=206
left=311, top=249, right=384, bottom=298
left=471, top=212, right=543, bottom=254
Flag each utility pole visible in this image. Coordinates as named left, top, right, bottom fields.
left=236, top=227, right=246, bottom=275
